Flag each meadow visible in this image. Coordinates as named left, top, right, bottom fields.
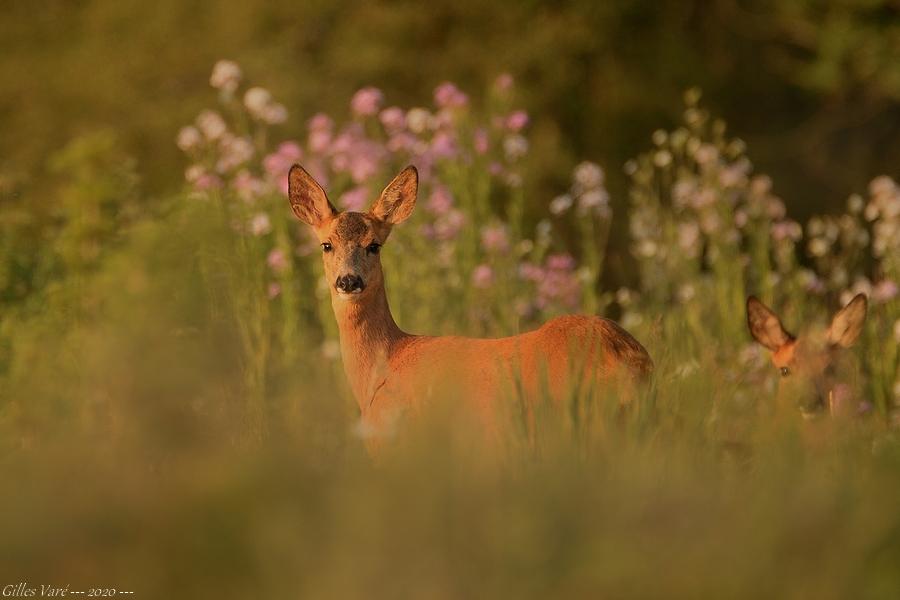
left=1, top=61, right=899, bottom=598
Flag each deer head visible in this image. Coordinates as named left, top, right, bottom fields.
left=746, top=294, right=868, bottom=417
left=287, top=164, right=418, bottom=301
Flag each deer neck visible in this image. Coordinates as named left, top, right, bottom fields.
left=331, top=282, right=406, bottom=410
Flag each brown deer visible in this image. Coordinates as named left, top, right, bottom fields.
left=746, top=293, right=868, bottom=419
left=288, top=164, right=653, bottom=448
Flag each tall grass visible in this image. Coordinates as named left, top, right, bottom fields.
left=0, top=66, right=898, bottom=598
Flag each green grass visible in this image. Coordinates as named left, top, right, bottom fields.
left=0, top=193, right=898, bottom=599
left=1, top=71, right=898, bottom=597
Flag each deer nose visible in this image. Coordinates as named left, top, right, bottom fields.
left=335, top=274, right=365, bottom=294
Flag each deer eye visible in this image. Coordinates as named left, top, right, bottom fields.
left=780, top=366, right=790, bottom=377
left=366, top=242, right=381, bottom=255
left=321, top=242, right=333, bottom=253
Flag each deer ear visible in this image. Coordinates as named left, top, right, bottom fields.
left=288, top=164, right=337, bottom=227
left=747, top=296, right=794, bottom=351
left=371, top=166, right=417, bottom=225
left=828, top=293, right=867, bottom=348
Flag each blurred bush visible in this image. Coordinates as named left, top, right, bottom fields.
left=3, top=1, right=899, bottom=216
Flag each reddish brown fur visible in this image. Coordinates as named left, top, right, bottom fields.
left=289, top=164, right=653, bottom=448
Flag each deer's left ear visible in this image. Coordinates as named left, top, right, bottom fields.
left=288, top=164, right=337, bottom=227
left=746, top=296, right=794, bottom=352
left=828, top=293, right=867, bottom=348
left=371, top=166, right=417, bottom=225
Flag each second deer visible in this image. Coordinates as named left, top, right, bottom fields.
left=747, top=293, right=868, bottom=418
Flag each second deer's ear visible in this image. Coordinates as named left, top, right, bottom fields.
left=288, top=164, right=337, bottom=227
left=746, top=296, right=794, bottom=351
left=371, top=166, right=418, bottom=225
left=828, top=293, right=867, bottom=348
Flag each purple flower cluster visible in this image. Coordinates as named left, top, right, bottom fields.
left=518, top=253, right=581, bottom=313
left=263, top=141, right=303, bottom=196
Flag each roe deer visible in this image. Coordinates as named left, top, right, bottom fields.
left=746, top=293, right=868, bottom=419
left=288, top=164, right=653, bottom=447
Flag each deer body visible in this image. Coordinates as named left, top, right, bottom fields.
left=290, top=165, right=652, bottom=446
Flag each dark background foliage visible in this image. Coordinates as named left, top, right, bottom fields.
left=3, top=0, right=899, bottom=212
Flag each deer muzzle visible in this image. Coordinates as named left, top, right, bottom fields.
left=335, top=274, right=365, bottom=295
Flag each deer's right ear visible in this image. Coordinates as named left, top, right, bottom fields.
left=288, top=164, right=337, bottom=227
left=371, top=165, right=418, bottom=225
left=828, top=293, right=867, bottom=348
left=746, top=296, right=794, bottom=351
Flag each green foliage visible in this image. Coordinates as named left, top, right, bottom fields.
left=3, top=1, right=899, bottom=230
left=2, top=87, right=899, bottom=595
left=2, top=5, right=900, bottom=593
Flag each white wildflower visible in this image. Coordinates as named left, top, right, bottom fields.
left=244, top=87, right=273, bottom=119
left=321, top=339, right=341, bottom=360
left=808, top=238, right=829, bottom=257
left=210, top=60, right=242, bottom=93
left=176, top=126, right=202, bottom=151
left=651, top=129, right=667, bottom=146
left=653, top=150, right=672, bottom=168
left=196, top=110, right=227, bottom=141
left=549, top=194, right=573, bottom=215
left=503, top=135, right=529, bottom=161
left=405, top=108, right=432, bottom=134
left=249, top=212, right=271, bottom=236
left=263, top=103, right=288, bottom=125
left=577, top=189, right=609, bottom=215
left=573, top=161, right=604, bottom=189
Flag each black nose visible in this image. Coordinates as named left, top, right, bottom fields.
left=335, top=274, right=365, bottom=293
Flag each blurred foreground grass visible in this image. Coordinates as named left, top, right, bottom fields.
left=0, top=191, right=898, bottom=599
left=1, top=70, right=899, bottom=598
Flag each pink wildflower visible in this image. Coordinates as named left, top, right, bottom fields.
left=472, top=264, right=494, bottom=288
left=216, top=135, right=255, bottom=173
left=427, top=185, right=454, bottom=215
left=494, top=73, right=514, bottom=93
left=387, top=132, right=418, bottom=153
left=348, top=146, right=381, bottom=184
left=481, top=224, right=511, bottom=254
left=874, top=279, right=899, bottom=303
left=546, top=253, right=575, bottom=271
left=433, top=210, right=465, bottom=241
left=431, top=132, right=458, bottom=160
left=308, top=113, right=335, bottom=153
left=379, top=107, right=406, bottom=132
left=263, top=141, right=302, bottom=175
left=434, top=82, right=469, bottom=109
left=267, top=248, right=289, bottom=274
left=351, top=87, right=384, bottom=117
left=770, top=220, right=802, bottom=243
left=473, top=128, right=489, bottom=155
left=506, top=110, right=529, bottom=132
left=309, top=129, right=332, bottom=154
left=232, top=170, right=265, bottom=203
left=518, top=262, right=544, bottom=282
left=194, top=173, right=222, bottom=191
left=309, top=113, right=334, bottom=132
left=340, top=186, right=369, bottom=212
